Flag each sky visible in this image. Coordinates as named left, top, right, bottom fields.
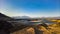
left=0, top=0, right=60, bottom=17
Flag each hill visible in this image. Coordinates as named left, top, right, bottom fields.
left=0, top=13, right=14, bottom=21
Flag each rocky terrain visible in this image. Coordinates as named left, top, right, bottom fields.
left=0, top=13, right=60, bottom=34
left=12, top=19, right=60, bottom=34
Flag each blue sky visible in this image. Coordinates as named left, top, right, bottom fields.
left=0, top=0, right=60, bottom=17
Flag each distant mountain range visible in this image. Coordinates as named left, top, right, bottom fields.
left=12, top=16, right=60, bottom=19
left=12, top=16, right=31, bottom=19
left=0, top=13, right=60, bottom=20
left=45, top=17, right=60, bottom=19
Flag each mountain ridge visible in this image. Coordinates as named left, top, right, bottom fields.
left=0, top=13, right=14, bottom=21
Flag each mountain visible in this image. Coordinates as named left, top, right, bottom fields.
left=0, top=13, right=13, bottom=21
left=12, top=16, right=31, bottom=19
